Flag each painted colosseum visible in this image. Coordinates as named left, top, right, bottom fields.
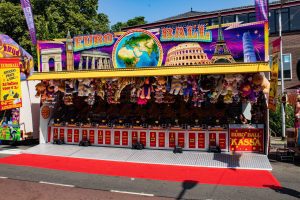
left=165, top=42, right=211, bottom=66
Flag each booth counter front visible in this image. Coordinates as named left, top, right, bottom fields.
left=48, top=124, right=265, bottom=153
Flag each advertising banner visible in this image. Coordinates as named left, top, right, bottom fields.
left=0, top=34, right=34, bottom=80
left=105, top=130, right=111, bottom=144
left=132, top=131, right=138, bottom=144
left=0, top=125, right=20, bottom=141
left=20, top=0, right=37, bottom=45
left=150, top=131, right=156, bottom=147
left=269, top=37, right=281, bottom=111
left=37, top=21, right=268, bottom=72
left=189, top=132, right=196, bottom=148
left=255, top=0, right=268, bottom=21
left=140, top=131, right=146, bottom=147
left=0, top=58, right=22, bottom=111
left=229, top=124, right=264, bottom=153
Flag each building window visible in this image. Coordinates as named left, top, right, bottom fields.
left=211, top=18, right=219, bottom=25
left=237, top=13, right=248, bottom=23
left=269, top=10, right=276, bottom=33
left=248, top=13, right=256, bottom=23
left=222, top=15, right=235, bottom=23
left=276, top=8, right=290, bottom=32
left=199, top=19, right=210, bottom=26
left=290, top=6, right=300, bottom=31
left=272, top=53, right=292, bottom=80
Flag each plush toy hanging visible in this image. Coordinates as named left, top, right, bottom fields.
left=96, top=79, right=106, bottom=100
left=182, top=76, right=193, bottom=102
left=139, top=78, right=153, bottom=100
left=85, top=93, right=95, bottom=108
left=153, top=76, right=167, bottom=104
left=63, top=94, right=73, bottom=106
left=169, top=75, right=183, bottom=95
left=114, top=78, right=134, bottom=103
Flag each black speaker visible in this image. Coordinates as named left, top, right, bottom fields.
left=53, top=139, right=64, bottom=145
left=173, top=145, right=183, bottom=153
left=132, top=142, right=144, bottom=150
left=79, top=140, right=90, bottom=146
left=209, top=146, right=221, bottom=153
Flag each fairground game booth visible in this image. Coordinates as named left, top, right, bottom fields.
left=29, top=19, right=271, bottom=154
left=0, top=34, right=34, bottom=142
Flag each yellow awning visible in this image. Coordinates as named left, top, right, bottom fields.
left=28, top=62, right=270, bottom=80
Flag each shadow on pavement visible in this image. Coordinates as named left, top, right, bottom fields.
left=213, top=153, right=241, bottom=169
left=176, top=180, right=198, bottom=200
left=264, top=185, right=300, bottom=199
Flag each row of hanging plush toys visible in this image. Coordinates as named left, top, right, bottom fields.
left=35, top=73, right=270, bottom=107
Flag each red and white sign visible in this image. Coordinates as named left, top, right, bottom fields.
left=158, top=132, right=165, bottom=148
left=105, top=130, right=111, bottom=145
left=140, top=131, right=146, bottom=147
left=189, top=132, right=196, bottom=149
left=230, top=127, right=264, bottom=153
left=178, top=132, right=185, bottom=148
left=150, top=132, right=157, bottom=147
left=67, top=129, right=72, bottom=143
left=89, top=130, right=95, bottom=144
left=98, top=130, right=104, bottom=144
left=74, top=129, right=79, bottom=143
left=169, top=132, right=176, bottom=148
left=114, top=131, right=121, bottom=145
left=198, top=132, right=205, bottom=149
left=122, top=131, right=128, bottom=146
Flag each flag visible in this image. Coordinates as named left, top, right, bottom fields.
left=20, top=0, right=37, bottom=45
left=255, top=0, right=268, bottom=21
left=268, top=37, right=281, bottom=111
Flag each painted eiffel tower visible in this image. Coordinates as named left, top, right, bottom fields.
left=211, top=14, right=236, bottom=64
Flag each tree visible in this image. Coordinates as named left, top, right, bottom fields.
left=111, top=16, right=147, bottom=32
left=0, top=0, right=110, bottom=55
left=270, top=99, right=295, bottom=136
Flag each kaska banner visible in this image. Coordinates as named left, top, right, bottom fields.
left=20, top=0, right=37, bottom=45
left=268, top=37, right=281, bottom=111
left=255, top=0, right=268, bottom=21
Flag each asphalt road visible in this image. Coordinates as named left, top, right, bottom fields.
left=0, top=147, right=299, bottom=200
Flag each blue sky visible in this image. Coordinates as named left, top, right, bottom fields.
left=99, top=0, right=276, bottom=26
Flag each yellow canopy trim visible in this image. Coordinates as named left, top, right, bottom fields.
left=28, top=62, right=270, bottom=80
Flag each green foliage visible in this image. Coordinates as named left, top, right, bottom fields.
left=270, top=100, right=295, bottom=135
left=111, top=16, right=147, bottom=32
left=0, top=0, right=110, bottom=62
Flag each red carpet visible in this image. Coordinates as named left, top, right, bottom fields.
left=0, top=154, right=280, bottom=188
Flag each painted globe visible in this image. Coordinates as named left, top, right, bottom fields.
left=113, top=29, right=163, bottom=68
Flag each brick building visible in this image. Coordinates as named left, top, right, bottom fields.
left=123, top=0, right=300, bottom=93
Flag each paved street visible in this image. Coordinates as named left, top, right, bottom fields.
left=0, top=149, right=299, bottom=200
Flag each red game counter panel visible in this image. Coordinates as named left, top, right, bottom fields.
left=229, top=124, right=264, bottom=153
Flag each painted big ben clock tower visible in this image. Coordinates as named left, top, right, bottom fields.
left=66, top=31, right=74, bottom=71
